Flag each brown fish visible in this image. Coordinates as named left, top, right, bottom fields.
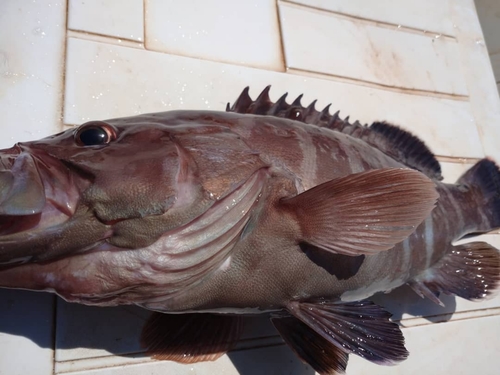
left=0, top=87, right=499, bottom=374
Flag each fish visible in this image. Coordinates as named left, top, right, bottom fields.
left=0, top=86, right=499, bottom=374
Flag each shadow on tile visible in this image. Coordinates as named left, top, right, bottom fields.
left=372, top=284, right=457, bottom=324
left=0, top=289, right=55, bottom=346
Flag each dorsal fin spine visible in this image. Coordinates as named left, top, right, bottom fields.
left=227, top=87, right=442, bottom=180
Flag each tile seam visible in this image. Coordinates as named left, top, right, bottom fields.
left=287, top=68, right=470, bottom=101
left=279, top=0, right=456, bottom=40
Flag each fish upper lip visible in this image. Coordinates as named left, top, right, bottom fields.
left=0, top=149, right=91, bottom=264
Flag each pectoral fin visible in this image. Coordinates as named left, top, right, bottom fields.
left=280, top=168, right=438, bottom=256
left=141, top=312, right=243, bottom=363
left=282, top=300, right=408, bottom=367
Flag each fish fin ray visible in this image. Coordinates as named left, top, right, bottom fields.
left=280, top=168, right=438, bottom=256
left=227, top=87, right=442, bottom=180
left=411, top=241, right=500, bottom=301
left=287, top=300, right=409, bottom=365
left=272, top=316, right=349, bottom=375
left=140, top=312, right=243, bottom=363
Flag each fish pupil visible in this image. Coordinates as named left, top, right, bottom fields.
left=79, top=127, right=109, bottom=145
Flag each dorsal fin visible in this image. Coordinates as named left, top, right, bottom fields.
left=227, top=86, right=442, bottom=180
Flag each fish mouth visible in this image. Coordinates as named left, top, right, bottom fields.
left=0, top=146, right=89, bottom=266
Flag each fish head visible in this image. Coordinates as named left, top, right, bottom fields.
left=0, top=111, right=266, bottom=305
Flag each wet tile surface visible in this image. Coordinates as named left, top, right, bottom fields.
left=279, top=3, right=467, bottom=95
left=145, top=0, right=283, bottom=70
left=451, top=0, right=500, bottom=162
left=63, top=37, right=483, bottom=158
left=68, top=0, right=144, bottom=42
left=348, top=314, right=500, bottom=374
left=0, top=0, right=66, bottom=149
left=289, top=0, right=455, bottom=35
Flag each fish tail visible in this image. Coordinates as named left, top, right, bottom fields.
left=408, top=158, right=500, bottom=304
left=457, top=157, right=500, bottom=233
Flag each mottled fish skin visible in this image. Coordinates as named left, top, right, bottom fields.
left=0, top=110, right=484, bottom=309
left=131, top=111, right=487, bottom=312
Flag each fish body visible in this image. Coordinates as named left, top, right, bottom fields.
left=0, top=87, right=499, bottom=373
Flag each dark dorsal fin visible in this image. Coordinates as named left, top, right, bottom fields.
left=227, top=86, right=442, bottom=180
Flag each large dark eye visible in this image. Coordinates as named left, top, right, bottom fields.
left=75, top=121, right=116, bottom=146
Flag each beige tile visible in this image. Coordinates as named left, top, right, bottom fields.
left=475, top=0, right=500, bottom=55
left=288, top=0, right=455, bottom=36
left=279, top=3, right=467, bottom=95
left=0, top=0, right=66, bottom=149
left=145, top=0, right=283, bottom=70
left=348, top=314, right=500, bottom=374
left=440, top=161, right=474, bottom=183
left=64, top=37, right=483, bottom=158
left=452, top=0, right=500, bottom=163
left=0, top=290, right=55, bottom=375
left=68, top=0, right=144, bottom=42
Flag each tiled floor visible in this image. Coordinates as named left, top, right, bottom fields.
left=1, top=0, right=500, bottom=374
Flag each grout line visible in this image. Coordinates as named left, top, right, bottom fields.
left=398, top=307, right=500, bottom=328
left=142, top=0, right=147, bottom=49
left=435, top=156, right=481, bottom=164
left=58, top=1, right=70, bottom=133
left=280, top=0, right=454, bottom=37
left=275, top=1, right=288, bottom=72
left=279, top=0, right=456, bottom=41
left=51, top=295, right=58, bottom=375
left=287, top=68, right=470, bottom=101
left=67, top=30, right=145, bottom=49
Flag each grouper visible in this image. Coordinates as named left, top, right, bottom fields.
left=0, top=87, right=499, bottom=374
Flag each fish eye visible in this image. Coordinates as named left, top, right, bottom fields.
left=75, top=121, right=116, bottom=146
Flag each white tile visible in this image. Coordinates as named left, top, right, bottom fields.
left=451, top=0, right=500, bottom=163
left=68, top=0, right=144, bottom=42
left=59, top=344, right=312, bottom=375
left=0, top=0, right=66, bottom=149
left=279, top=3, right=468, bottom=95
left=348, top=314, right=500, bottom=374
left=63, top=37, right=483, bottom=158
left=475, top=0, right=500, bottom=55
left=145, top=0, right=284, bottom=70
left=0, top=290, right=55, bottom=375
left=440, top=161, right=474, bottom=183
left=289, top=0, right=455, bottom=36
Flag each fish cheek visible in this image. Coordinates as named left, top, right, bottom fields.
left=299, top=242, right=365, bottom=280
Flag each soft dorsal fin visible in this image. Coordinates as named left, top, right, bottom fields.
left=227, top=86, right=442, bottom=180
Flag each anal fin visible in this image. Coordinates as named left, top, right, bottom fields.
left=410, top=241, right=500, bottom=304
left=141, top=312, right=243, bottom=363
left=283, top=300, right=408, bottom=367
left=272, top=316, right=348, bottom=375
